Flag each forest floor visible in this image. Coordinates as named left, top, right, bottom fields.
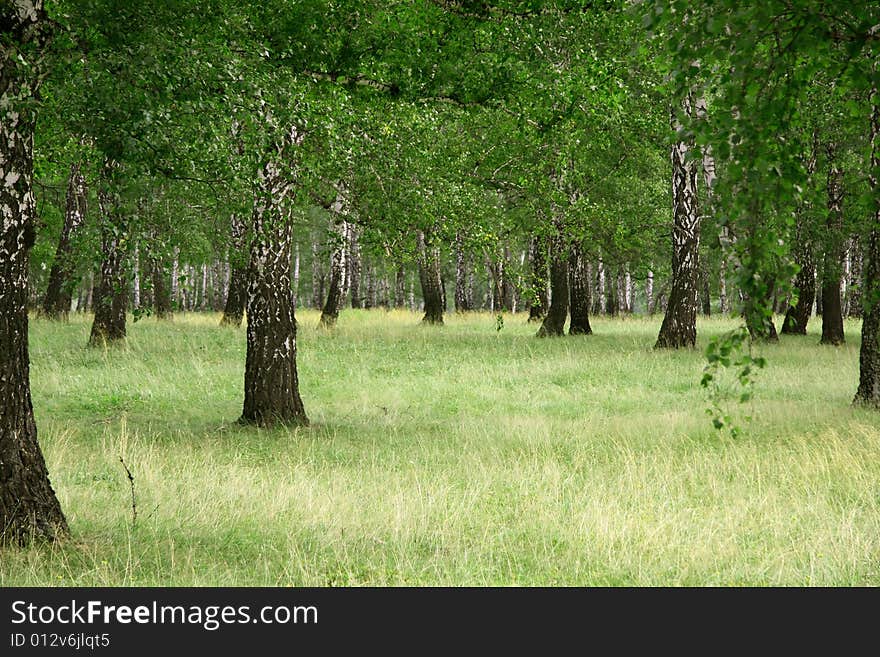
left=2, top=310, right=879, bottom=585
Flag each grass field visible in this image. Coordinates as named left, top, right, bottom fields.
left=2, top=310, right=879, bottom=586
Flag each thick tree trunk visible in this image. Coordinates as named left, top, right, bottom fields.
left=0, top=2, right=68, bottom=544
left=417, top=231, right=444, bottom=324
left=319, top=197, right=350, bottom=327
left=568, top=244, right=592, bottom=335
left=820, top=144, right=846, bottom=346
left=656, top=99, right=700, bottom=349
left=221, top=213, right=248, bottom=327
left=537, top=225, right=568, bottom=337
left=89, top=164, right=128, bottom=346
left=855, top=87, right=880, bottom=406
left=527, top=234, right=548, bottom=322
left=241, top=126, right=307, bottom=427
left=41, top=161, right=86, bottom=319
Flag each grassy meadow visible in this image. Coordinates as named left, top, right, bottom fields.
left=2, top=309, right=879, bottom=586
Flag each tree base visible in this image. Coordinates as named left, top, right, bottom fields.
left=238, top=411, right=309, bottom=429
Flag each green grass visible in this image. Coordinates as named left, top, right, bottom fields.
left=2, top=309, right=879, bottom=585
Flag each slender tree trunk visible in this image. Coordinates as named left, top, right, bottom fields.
left=41, top=161, right=86, bottom=319
left=319, top=192, right=350, bottom=327
left=646, top=269, right=655, bottom=314
left=847, top=237, right=863, bottom=318
left=454, top=231, right=472, bottom=312
left=783, top=132, right=820, bottom=335
left=417, top=231, right=444, bottom=324
left=656, top=98, right=700, bottom=349
left=820, top=143, right=846, bottom=346
left=596, top=257, right=606, bottom=315
left=221, top=213, right=248, bottom=327
left=537, top=221, right=568, bottom=337
left=241, top=125, right=307, bottom=426
left=0, top=2, right=68, bottom=543
left=855, top=82, right=880, bottom=406
left=170, top=248, right=179, bottom=308
left=568, top=244, right=592, bottom=335
left=292, top=243, right=301, bottom=308
left=699, top=107, right=716, bottom=319
left=89, top=163, right=128, bottom=346
left=132, top=243, right=141, bottom=311
left=395, top=264, right=406, bottom=309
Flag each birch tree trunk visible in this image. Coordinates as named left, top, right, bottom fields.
left=89, top=162, right=129, bottom=345
left=568, top=243, right=592, bottom=335
left=241, top=125, right=307, bottom=427
left=537, top=219, right=569, bottom=337
left=846, top=237, right=862, bottom=318
left=854, top=83, right=880, bottom=406
left=820, top=143, right=846, bottom=346
left=656, top=98, right=700, bottom=349
left=221, top=213, right=248, bottom=327
left=395, top=264, right=406, bottom=309
left=132, top=243, right=141, bottom=311
left=41, top=161, right=86, bottom=319
left=0, top=0, right=68, bottom=544
left=319, top=188, right=350, bottom=327
left=170, top=247, right=179, bottom=308
left=417, top=230, right=444, bottom=324
left=292, top=243, right=300, bottom=308
left=782, top=137, right=819, bottom=334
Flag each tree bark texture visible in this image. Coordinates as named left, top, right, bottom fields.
left=241, top=125, right=308, bottom=427
left=319, top=190, right=350, bottom=327
left=656, top=99, right=700, bottom=349
left=537, top=224, right=568, bottom=338
left=820, top=144, right=846, bottom=346
left=417, top=231, right=444, bottom=324
left=41, top=161, right=86, bottom=319
left=221, top=213, right=248, bottom=327
left=568, top=244, right=592, bottom=335
left=855, top=84, right=880, bottom=406
left=0, top=0, right=68, bottom=544
left=89, top=164, right=128, bottom=346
